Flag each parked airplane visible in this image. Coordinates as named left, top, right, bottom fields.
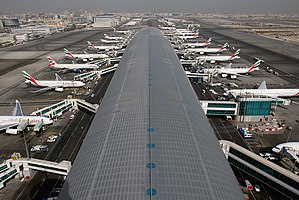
left=183, top=38, right=212, bottom=48
left=186, top=43, right=228, bottom=54
left=87, top=41, right=120, bottom=51
left=64, top=48, right=108, bottom=62
left=216, top=60, right=261, bottom=78
left=22, top=71, right=85, bottom=93
left=227, top=81, right=299, bottom=98
left=104, top=34, right=123, bottom=40
left=185, top=71, right=204, bottom=78
left=101, top=38, right=119, bottom=44
left=176, top=33, right=202, bottom=40
left=0, top=100, right=53, bottom=134
left=160, top=26, right=175, bottom=30
left=175, top=31, right=198, bottom=36
left=197, top=49, right=240, bottom=63
left=272, top=142, right=299, bottom=155
left=113, top=29, right=131, bottom=34
left=47, top=57, right=99, bottom=73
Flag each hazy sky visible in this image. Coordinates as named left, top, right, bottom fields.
left=0, top=0, right=299, bottom=14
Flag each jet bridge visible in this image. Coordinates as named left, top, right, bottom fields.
left=0, top=166, right=18, bottom=189
left=7, top=157, right=71, bottom=177
left=73, top=99, right=98, bottom=114
left=17, top=120, right=29, bottom=131
left=73, top=64, right=117, bottom=82
left=282, top=150, right=299, bottom=172
left=73, top=71, right=99, bottom=82
left=97, top=64, right=118, bottom=76
left=33, top=121, right=43, bottom=132
left=31, top=98, right=98, bottom=119
left=31, top=99, right=73, bottom=119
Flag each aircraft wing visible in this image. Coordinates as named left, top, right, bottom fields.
left=0, top=123, right=19, bottom=131
left=30, top=87, right=54, bottom=93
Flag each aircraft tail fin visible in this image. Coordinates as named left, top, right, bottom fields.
left=229, top=49, right=241, bottom=60
left=55, top=73, right=63, bottom=81
left=47, top=56, right=57, bottom=67
left=87, top=40, right=96, bottom=50
left=12, top=100, right=24, bottom=116
left=258, top=81, right=267, bottom=90
left=204, top=38, right=212, bottom=45
left=218, top=42, right=228, bottom=52
left=247, top=60, right=262, bottom=73
left=22, top=71, right=40, bottom=87
left=64, top=48, right=77, bottom=61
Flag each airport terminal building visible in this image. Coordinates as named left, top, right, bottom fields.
left=59, top=27, right=244, bottom=199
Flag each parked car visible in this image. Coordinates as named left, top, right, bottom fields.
left=31, top=145, right=49, bottom=153
left=239, top=129, right=253, bottom=138
left=254, top=185, right=260, bottom=192
left=47, top=135, right=58, bottom=143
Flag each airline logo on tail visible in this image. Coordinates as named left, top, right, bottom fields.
left=64, top=48, right=77, bottom=61
left=87, top=41, right=96, bottom=50
left=229, top=49, right=241, bottom=60
left=47, top=56, right=57, bottom=67
left=22, top=71, right=40, bottom=86
left=218, top=43, right=228, bottom=52
left=204, top=38, right=212, bottom=45
left=247, top=60, right=262, bottom=73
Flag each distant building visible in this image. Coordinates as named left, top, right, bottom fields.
left=73, top=17, right=88, bottom=24
left=12, top=26, right=64, bottom=35
left=1, top=17, right=20, bottom=28
left=92, top=15, right=119, bottom=28
left=0, top=33, right=15, bottom=45
left=15, top=34, right=29, bottom=42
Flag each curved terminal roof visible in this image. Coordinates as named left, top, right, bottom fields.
left=60, top=27, right=244, bottom=199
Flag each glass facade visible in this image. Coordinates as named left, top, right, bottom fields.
left=239, top=101, right=271, bottom=116
left=207, top=103, right=237, bottom=108
left=229, top=147, right=299, bottom=196
left=207, top=110, right=235, bottom=115
left=36, top=102, right=71, bottom=117
left=229, top=157, right=299, bottom=199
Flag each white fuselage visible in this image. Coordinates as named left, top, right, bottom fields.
left=175, top=29, right=191, bottom=33
left=104, top=35, right=123, bottom=40
left=92, top=45, right=120, bottom=51
left=218, top=67, right=259, bottom=75
left=272, top=142, right=299, bottom=155
left=185, top=71, right=204, bottom=78
left=25, top=80, right=85, bottom=88
left=160, top=27, right=175, bottom=30
left=228, top=88, right=299, bottom=98
left=198, top=55, right=239, bottom=62
left=184, top=42, right=209, bottom=48
left=187, top=47, right=226, bottom=54
left=101, top=39, right=119, bottom=44
left=175, top=32, right=196, bottom=36
left=51, top=63, right=99, bottom=70
left=65, top=53, right=108, bottom=60
left=177, top=35, right=198, bottom=40
left=0, top=116, right=53, bottom=126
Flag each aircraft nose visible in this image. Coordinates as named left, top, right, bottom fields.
left=272, top=147, right=280, bottom=153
